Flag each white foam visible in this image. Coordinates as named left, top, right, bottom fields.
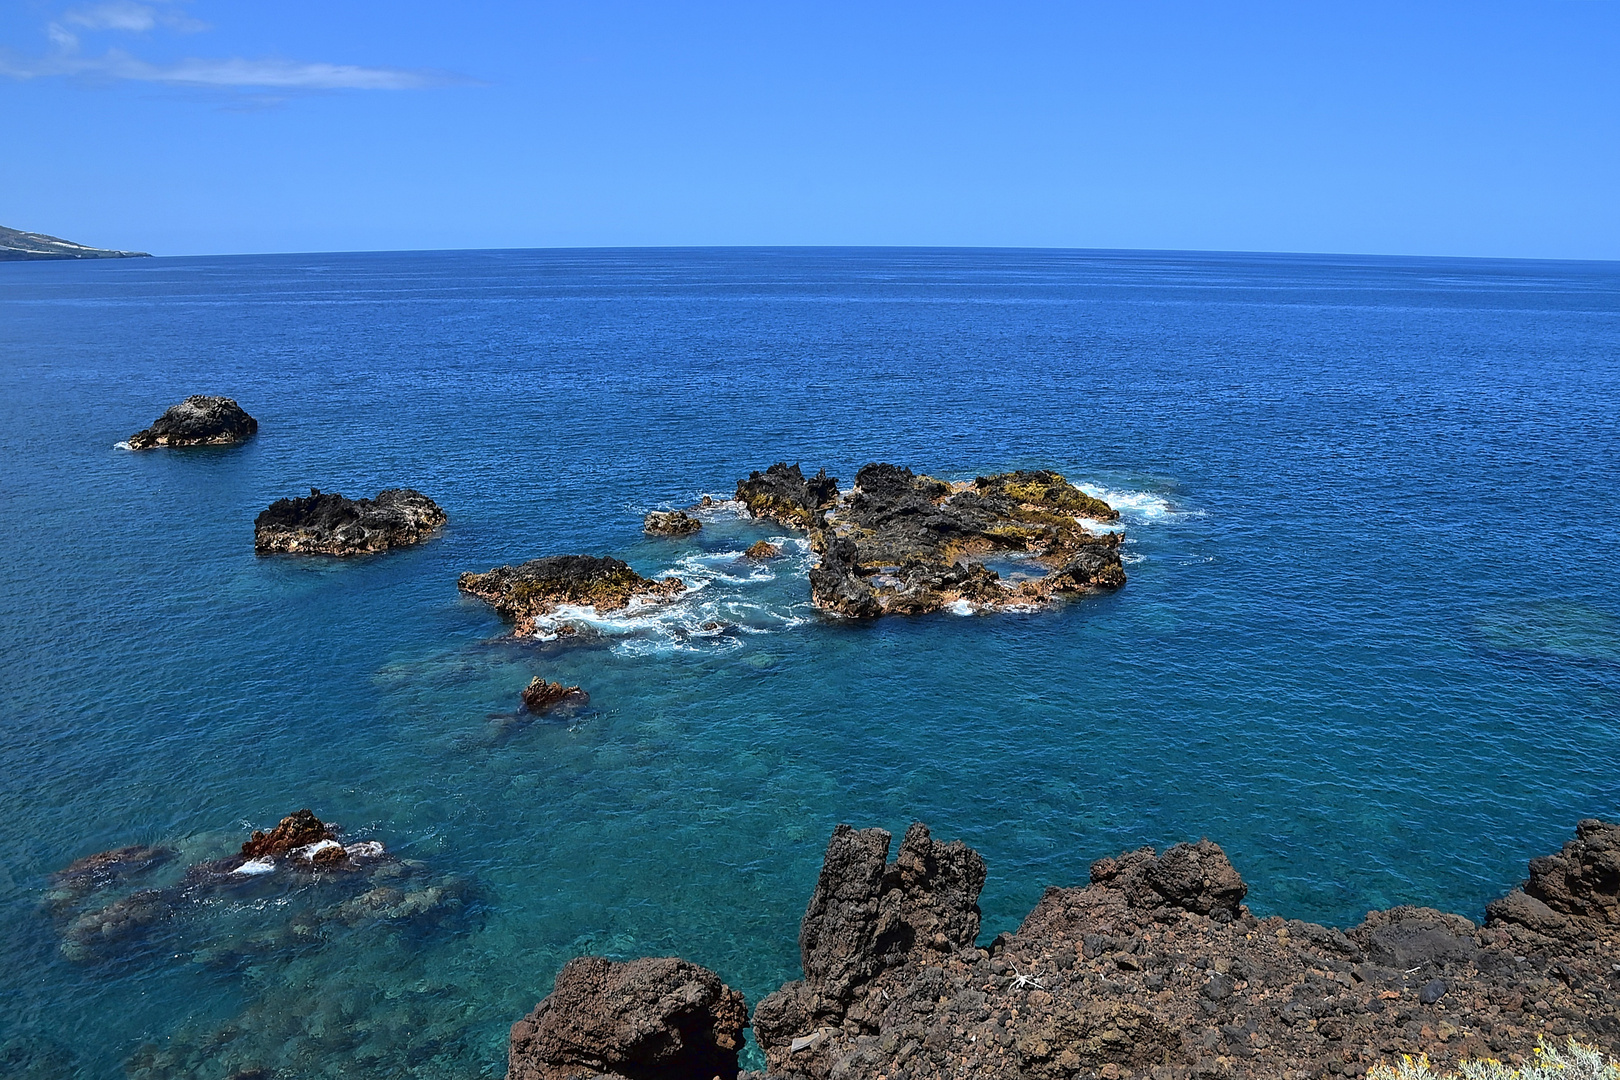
left=112, top=441, right=132, bottom=451
left=948, top=599, right=975, bottom=616
left=296, top=839, right=343, bottom=860
left=345, top=841, right=385, bottom=859
left=524, top=537, right=818, bottom=656
left=233, top=858, right=275, bottom=875
left=1077, top=484, right=1188, bottom=525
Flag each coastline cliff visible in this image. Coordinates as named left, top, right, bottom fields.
left=1, top=224, right=150, bottom=261
left=508, top=820, right=1620, bottom=1080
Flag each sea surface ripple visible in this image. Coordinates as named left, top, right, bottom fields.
left=1, top=248, right=1617, bottom=1077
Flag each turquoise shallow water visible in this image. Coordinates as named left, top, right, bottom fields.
left=1, top=248, right=1618, bottom=1077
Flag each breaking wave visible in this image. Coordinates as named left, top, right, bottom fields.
left=526, top=536, right=818, bottom=656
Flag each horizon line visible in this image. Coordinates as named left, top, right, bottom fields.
left=9, top=242, right=1620, bottom=267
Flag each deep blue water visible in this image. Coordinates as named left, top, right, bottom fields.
left=1, top=248, right=1617, bottom=1078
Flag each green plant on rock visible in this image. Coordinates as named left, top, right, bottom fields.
left=1367, top=1039, right=1620, bottom=1080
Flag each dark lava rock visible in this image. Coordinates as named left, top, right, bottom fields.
left=779, top=461, right=1127, bottom=617
left=128, top=395, right=257, bottom=449
left=506, top=955, right=747, bottom=1080
left=745, top=540, right=783, bottom=560
left=644, top=510, right=702, bottom=536
left=1517, top=818, right=1620, bottom=926
left=458, top=555, right=685, bottom=637
left=254, top=487, right=446, bottom=556
left=240, top=809, right=334, bottom=859
left=520, top=677, right=588, bottom=715
left=737, top=463, right=840, bottom=529
left=751, top=822, right=985, bottom=1071
left=534, top=817, right=1620, bottom=1079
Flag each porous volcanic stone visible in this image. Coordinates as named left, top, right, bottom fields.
left=128, top=395, right=257, bottom=449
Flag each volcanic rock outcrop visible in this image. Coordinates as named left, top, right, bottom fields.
left=254, top=487, right=447, bottom=556
left=507, top=956, right=748, bottom=1080
left=127, top=395, right=257, bottom=449
left=458, top=555, right=685, bottom=637
left=746, top=541, right=783, bottom=560
left=737, top=463, right=841, bottom=529
left=521, top=677, right=589, bottom=715
left=645, top=510, right=703, bottom=536
left=737, top=462, right=1126, bottom=617
left=511, top=819, right=1620, bottom=1080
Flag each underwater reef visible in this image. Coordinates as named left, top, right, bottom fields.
left=127, top=395, right=257, bottom=449
left=254, top=488, right=447, bottom=556
left=509, top=819, right=1620, bottom=1080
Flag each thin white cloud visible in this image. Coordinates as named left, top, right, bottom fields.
left=0, top=49, right=458, bottom=89
left=2, top=3, right=447, bottom=92
left=64, top=2, right=158, bottom=32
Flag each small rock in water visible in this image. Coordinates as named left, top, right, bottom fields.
left=127, top=395, right=257, bottom=449
left=458, top=554, right=685, bottom=636
left=520, top=677, right=588, bottom=715
left=239, top=809, right=335, bottom=859
left=254, top=488, right=446, bottom=556
left=744, top=540, right=782, bottom=559
left=643, top=510, right=701, bottom=536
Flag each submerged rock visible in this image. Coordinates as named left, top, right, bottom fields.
left=43, top=844, right=174, bottom=916
left=739, top=460, right=1127, bottom=617
left=48, top=809, right=460, bottom=963
left=531, top=818, right=1620, bottom=1080
left=127, top=395, right=257, bottom=449
left=507, top=955, right=747, bottom=1080
left=520, top=677, right=588, bottom=715
left=254, top=487, right=447, bottom=556
left=644, top=510, right=702, bottom=536
left=737, top=463, right=840, bottom=529
left=458, top=555, right=685, bottom=636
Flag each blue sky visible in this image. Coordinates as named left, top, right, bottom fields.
left=2, top=2, right=1617, bottom=258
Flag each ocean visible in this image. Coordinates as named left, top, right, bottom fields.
left=1, top=247, right=1616, bottom=1078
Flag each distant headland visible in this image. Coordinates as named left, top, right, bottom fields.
left=0, top=224, right=150, bottom=261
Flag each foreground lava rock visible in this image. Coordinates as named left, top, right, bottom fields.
left=458, top=555, right=686, bottom=636
left=521, top=677, right=588, bottom=714
left=508, top=956, right=748, bottom=1080
left=127, top=395, right=257, bottom=449
left=515, top=819, right=1620, bottom=1080
left=738, top=461, right=1126, bottom=617
left=254, top=487, right=447, bottom=555
left=646, top=510, right=703, bottom=536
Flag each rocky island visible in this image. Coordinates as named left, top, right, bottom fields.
left=127, top=395, right=258, bottom=449
left=458, top=554, right=686, bottom=636
left=646, top=510, right=703, bottom=536
left=508, top=819, right=1620, bottom=1080
left=1, top=224, right=150, bottom=261
left=734, top=462, right=1126, bottom=617
left=254, top=488, right=447, bottom=556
